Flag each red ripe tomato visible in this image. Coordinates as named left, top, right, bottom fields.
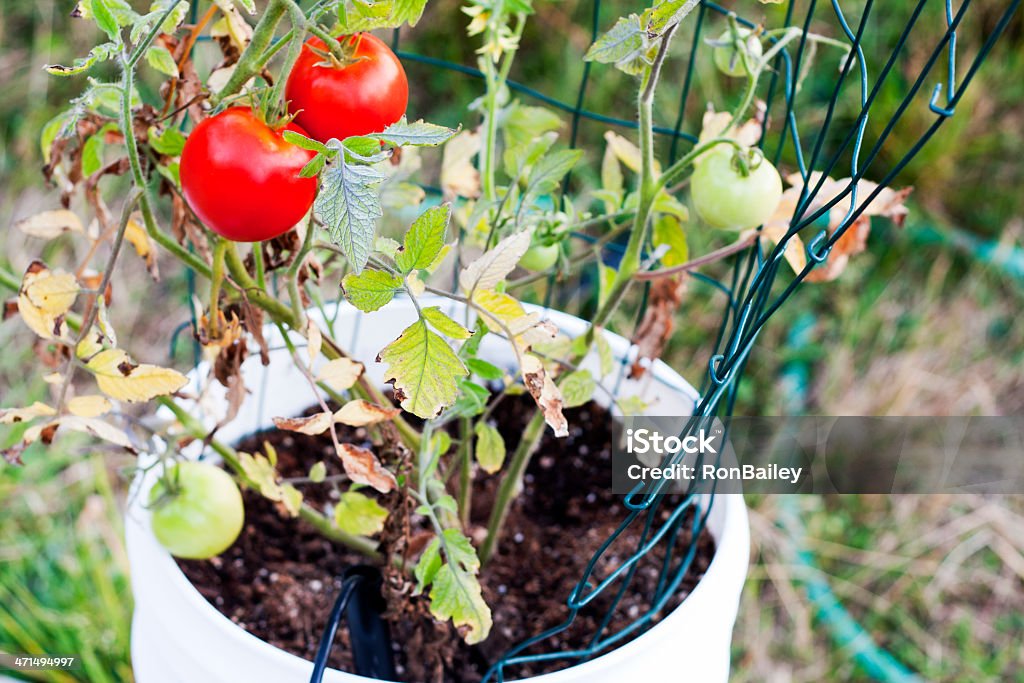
left=180, top=107, right=317, bottom=242
left=285, top=33, right=409, bottom=143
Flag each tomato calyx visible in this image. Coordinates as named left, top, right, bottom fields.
left=307, top=33, right=369, bottom=70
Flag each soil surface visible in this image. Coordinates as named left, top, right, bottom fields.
left=178, top=395, right=715, bottom=682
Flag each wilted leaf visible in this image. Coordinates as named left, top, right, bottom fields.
left=16, top=210, right=84, bottom=239
left=273, top=411, right=333, bottom=435
left=334, top=490, right=389, bottom=536
left=379, top=319, right=468, bottom=419
left=459, top=229, right=533, bottom=295
left=474, top=421, right=505, bottom=474
left=306, top=319, right=323, bottom=364
left=85, top=348, right=188, bottom=403
left=47, top=415, right=137, bottom=452
left=0, top=402, right=56, bottom=425
left=334, top=400, right=400, bottom=427
left=67, top=394, right=113, bottom=418
left=630, top=275, right=686, bottom=378
left=316, top=357, right=364, bottom=391
left=521, top=353, right=568, bottom=437
left=337, top=443, right=397, bottom=493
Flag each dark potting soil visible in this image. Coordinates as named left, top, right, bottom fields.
left=178, top=395, right=715, bottom=682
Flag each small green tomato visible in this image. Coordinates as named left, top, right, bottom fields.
left=713, top=28, right=763, bottom=77
left=518, top=243, right=560, bottom=272
left=691, top=148, right=783, bottom=231
left=149, top=461, right=245, bottom=560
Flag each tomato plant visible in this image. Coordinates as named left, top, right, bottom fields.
left=285, top=33, right=408, bottom=143
left=149, top=462, right=245, bottom=560
left=712, top=28, right=763, bottom=77
left=691, top=148, right=783, bottom=230
left=180, top=107, right=318, bottom=242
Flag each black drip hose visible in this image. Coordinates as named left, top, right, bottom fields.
left=309, top=566, right=396, bottom=683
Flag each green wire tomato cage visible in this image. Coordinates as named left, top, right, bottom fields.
left=176, top=0, right=1020, bottom=680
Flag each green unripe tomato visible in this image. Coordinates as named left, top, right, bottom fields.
left=149, top=461, right=244, bottom=560
left=713, top=28, right=763, bottom=77
left=518, top=243, right=560, bottom=272
left=691, top=149, right=783, bottom=231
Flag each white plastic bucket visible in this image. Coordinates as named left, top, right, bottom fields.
left=126, top=297, right=750, bottom=682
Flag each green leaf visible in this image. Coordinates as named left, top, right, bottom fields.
left=652, top=214, right=689, bottom=267
left=421, top=306, right=473, bottom=340
left=81, top=133, right=106, bottom=177
left=520, top=149, right=582, bottom=213
left=449, top=379, right=489, bottom=418
left=148, top=126, right=187, bottom=156
left=429, top=563, right=491, bottom=644
left=474, top=422, right=506, bottom=474
left=309, top=461, right=327, bottom=483
left=377, top=117, right=458, bottom=147
left=434, top=494, right=458, bottom=515
left=391, top=0, right=427, bottom=26
left=341, top=270, right=403, bottom=312
left=379, top=319, right=468, bottom=418
left=343, top=136, right=386, bottom=160
left=40, top=111, right=75, bottom=163
left=504, top=104, right=562, bottom=152
left=299, top=154, right=327, bottom=178
left=560, top=370, right=596, bottom=409
left=282, top=130, right=330, bottom=154
left=647, top=0, right=701, bottom=37
left=396, top=204, right=451, bottom=273
left=595, top=330, right=614, bottom=377
left=145, top=45, right=178, bottom=77
left=597, top=262, right=616, bottom=308
left=374, top=236, right=401, bottom=259
left=414, top=537, right=442, bottom=594
left=465, top=358, right=504, bottom=381
left=584, top=15, right=655, bottom=75
left=314, top=157, right=386, bottom=273
left=334, top=491, right=389, bottom=536
left=91, top=0, right=121, bottom=42
left=441, top=528, right=479, bottom=571
left=431, top=430, right=452, bottom=458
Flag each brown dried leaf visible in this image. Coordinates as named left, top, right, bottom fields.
left=338, top=443, right=397, bottom=494
left=17, top=261, right=79, bottom=340
left=521, top=353, right=568, bottom=437
left=273, top=411, right=333, bottom=436
left=630, top=274, right=687, bottom=378
left=334, top=400, right=401, bottom=427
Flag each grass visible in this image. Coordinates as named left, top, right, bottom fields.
left=0, top=1, right=1022, bottom=682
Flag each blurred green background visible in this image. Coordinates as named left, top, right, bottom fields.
left=2, top=1, right=1023, bottom=681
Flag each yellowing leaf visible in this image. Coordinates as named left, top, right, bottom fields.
left=67, top=395, right=113, bottom=418
left=16, top=210, right=84, bottom=239
left=441, top=128, right=481, bottom=200
left=306, top=319, right=323, bottom=364
left=334, top=400, right=401, bottom=427
left=86, top=348, right=188, bottom=403
left=379, top=318, right=468, bottom=419
left=124, top=215, right=159, bottom=280
left=273, top=411, right=333, bottom=435
left=604, top=131, right=661, bottom=176
left=334, top=491, right=389, bottom=536
left=474, top=422, right=506, bottom=474
left=459, top=229, right=533, bottom=295
left=0, top=402, right=56, bottom=424
left=18, top=261, right=79, bottom=340
left=53, top=415, right=137, bottom=452
left=421, top=306, right=473, bottom=340
left=316, top=358, right=364, bottom=391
